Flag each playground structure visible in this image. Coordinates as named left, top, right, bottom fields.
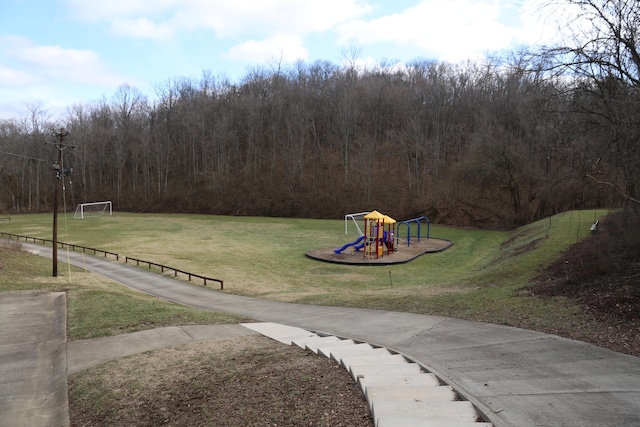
left=338, top=211, right=432, bottom=254
left=334, top=210, right=396, bottom=259
left=397, top=216, right=430, bottom=246
left=362, top=210, right=396, bottom=259
left=308, top=210, right=450, bottom=265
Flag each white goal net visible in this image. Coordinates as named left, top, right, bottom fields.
left=344, top=211, right=370, bottom=236
left=74, top=201, right=113, bottom=219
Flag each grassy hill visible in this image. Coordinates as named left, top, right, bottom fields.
left=1, top=210, right=619, bottom=342
left=3, top=209, right=637, bottom=426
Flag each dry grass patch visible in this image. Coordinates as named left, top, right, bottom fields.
left=69, top=335, right=374, bottom=427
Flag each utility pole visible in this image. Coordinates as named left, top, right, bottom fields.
left=49, top=128, right=70, bottom=277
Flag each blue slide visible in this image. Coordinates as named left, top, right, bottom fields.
left=334, top=235, right=365, bottom=254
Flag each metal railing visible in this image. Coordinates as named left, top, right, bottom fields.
left=124, top=256, right=223, bottom=289
left=0, top=231, right=224, bottom=289
left=0, top=232, right=119, bottom=260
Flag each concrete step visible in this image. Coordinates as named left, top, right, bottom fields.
left=240, top=322, right=316, bottom=344
left=365, top=384, right=457, bottom=406
left=372, top=400, right=480, bottom=423
left=291, top=335, right=346, bottom=353
left=319, top=343, right=393, bottom=364
left=300, top=337, right=356, bottom=353
left=317, top=342, right=373, bottom=358
left=377, top=418, right=493, bottom=427
left=241, top=322, right=492, bottom=427
left=358, top=373, right=441, bottom=392
left=349, top=361, right=424, bottom=381
left=340, top=353, right=410, bottom=371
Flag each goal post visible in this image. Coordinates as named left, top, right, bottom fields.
left=74, top=201, right=113, bottom=219
left=344, top=211, right=370, bottom=236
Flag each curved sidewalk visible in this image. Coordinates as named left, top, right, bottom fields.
left=27, top=244, right=640, bottom=426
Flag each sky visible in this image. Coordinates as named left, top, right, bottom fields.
left=0, top=0, right=557, bottom=121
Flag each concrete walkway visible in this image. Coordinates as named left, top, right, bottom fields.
left=21, top=244, right=640, bottom=426
left=0, top=291, right=69, bottom=427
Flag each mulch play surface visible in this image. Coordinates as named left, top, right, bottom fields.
left=306, top=238, right=452, bottom=265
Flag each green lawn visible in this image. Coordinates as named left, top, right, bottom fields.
left=0, top=239, right=248, bottom=341
left=1, top=209, right=608, bottom=333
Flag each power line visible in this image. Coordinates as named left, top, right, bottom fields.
left=0, top=150, right=47, bottom=162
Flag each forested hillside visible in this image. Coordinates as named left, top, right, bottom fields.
left=1, top=0, right=638, bottom=227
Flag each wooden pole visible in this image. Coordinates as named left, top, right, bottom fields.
left=51, top=128, right=68, bottom=277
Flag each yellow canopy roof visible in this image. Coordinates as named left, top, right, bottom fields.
left=364, top=210, right=385, bottom=219
left=364, top=210, right=396, bottom=223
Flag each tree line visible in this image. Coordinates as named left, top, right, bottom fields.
left=1, top=0, right=638, bottom=227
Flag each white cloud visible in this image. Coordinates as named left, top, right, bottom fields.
left=65, top=0, right=371, bottom=39
left=180, top=0, right=372, bottom=37
left=224, top=34, right=308, bottom=64
left=110, top=18, right=175, bottom=40
left=336, top=0, right=520, bottom=62
left=517, top=0, right=584, bottom=47
left=64, top=0, right=176, bottom=21
left=0, top=36, right=136, bottom=119
left=0, top=36, right=130, bottom=87
left=0, top=64, right=38, bottom=87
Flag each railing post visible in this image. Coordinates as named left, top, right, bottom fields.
left=1, top=232, right=224, bottom=290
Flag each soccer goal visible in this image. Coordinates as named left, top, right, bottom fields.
left=344, top=211, right=370, bottom=236
left=74, top=201, right=112, bottom=219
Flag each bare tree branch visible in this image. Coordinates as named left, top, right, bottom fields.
left=586, top=173, right=640, bottom=204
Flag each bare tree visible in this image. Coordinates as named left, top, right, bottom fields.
left=539, top=0, right=640, bottom=206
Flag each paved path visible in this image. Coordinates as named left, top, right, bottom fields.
left=0, top=290, right=69, bottom=427
left=25, top=243, right=640, bottom=426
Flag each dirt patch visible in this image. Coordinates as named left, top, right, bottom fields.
left=306, top=238, right=453, bottom=265
left=532, top=210, right=640, bottom=357
left=69, top=335, right=374, bottom=426
left=508, top=236, right=545, bottom=258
